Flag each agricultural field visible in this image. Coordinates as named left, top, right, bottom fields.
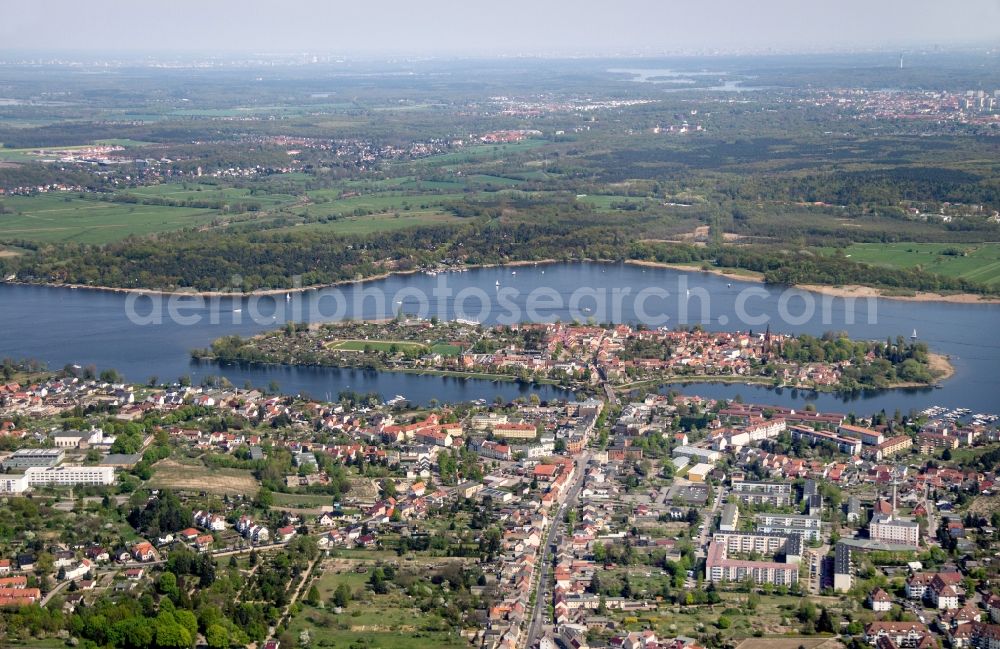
left=0, top=193, right=219, bottom=244
left=146, top=458, right=260, bottom=496
left=829, top=242, right=1000, bottom=288
left=128, top=182, right=299, bottom=207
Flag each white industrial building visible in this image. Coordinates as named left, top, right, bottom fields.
left=0, top=466, right=116, bottom=493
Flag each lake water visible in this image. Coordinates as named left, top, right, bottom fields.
left=1, top=262, right=998, bottom=414
left=607, top=68, right=765, bottom=92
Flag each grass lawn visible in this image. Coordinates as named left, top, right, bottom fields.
left=326, top=339, right=428, bottom=354
left=430, top=343, right=463, bottom=356
left=0, top=193, right=218, bottom=244
left=830, top=242, right=1000, bottom=288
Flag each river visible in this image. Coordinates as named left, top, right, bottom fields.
left=1, top=262, right=998, bottom=414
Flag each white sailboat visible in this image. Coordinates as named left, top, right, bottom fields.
left=911, top=329, right=918, bottom=339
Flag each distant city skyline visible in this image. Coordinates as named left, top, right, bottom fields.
left=3, top=0, right=1000, bottom=57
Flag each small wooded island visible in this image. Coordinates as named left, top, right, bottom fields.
left=193, top=319, right=949, bottom=394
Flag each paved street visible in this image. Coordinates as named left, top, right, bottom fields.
left=524, top=452, right=590, bottom=649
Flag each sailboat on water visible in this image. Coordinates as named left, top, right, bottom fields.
left=911, top=329, right=918, bottom=339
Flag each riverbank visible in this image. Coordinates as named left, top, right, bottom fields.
left=395, top=367, right=567, bottom=388
left=7, top=256, right=1000, bottom=304
left=796, top=284, right=1000, bottom=305
left=624, top=260, right=1000, bottom=304
left=614, top=362, right=954, bottom=394
left=194, top=355, right=575, bottom=391
left=1, top=258, right=562, bottom=298
left=624, top=259, right=765, bottom=283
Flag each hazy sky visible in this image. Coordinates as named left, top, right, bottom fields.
left=4, top=0, right=1000, bottom=56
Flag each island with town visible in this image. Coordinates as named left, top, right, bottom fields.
left=0, top=341, right=997, bottom=649
left=194, top=319, right=949, bottom=395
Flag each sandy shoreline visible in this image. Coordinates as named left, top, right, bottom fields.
left=624, top=259, right=765, bottom=283
left=928, top=352, right=955, bottom=382
left=4, top=257, right=998, bottom=304
left=795, top=284, right=1000, bottom=305
left=623, top=259, right=1000, bottom=304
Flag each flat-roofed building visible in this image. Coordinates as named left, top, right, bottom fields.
left=755, top=513, right=823, bottom=542
left=834, top=542, right=854, bottom=592
left=870, top=513, right=920, bottom=547
left=705, top=535, right=798, bottom=585
left=712, top=532, right=800, bottom=559
left=790, top=424, right=862, bottom=455
left=1, top=448, right=64, bottom=470
left=719, top=502, right=740, bottom=532
left=24, top=466, right=115, bottom=488
left=731, top=481, right=793, bottom=507
left=0, top=475, right=28, bottom=494
left=686, top=462, right=713, bottom=483
left=672, top=445, right=720, bottom=463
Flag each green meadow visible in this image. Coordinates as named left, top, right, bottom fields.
left=830, top=242, right=1000, bottom=288
left=0, top=193, right=218, bottom=244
